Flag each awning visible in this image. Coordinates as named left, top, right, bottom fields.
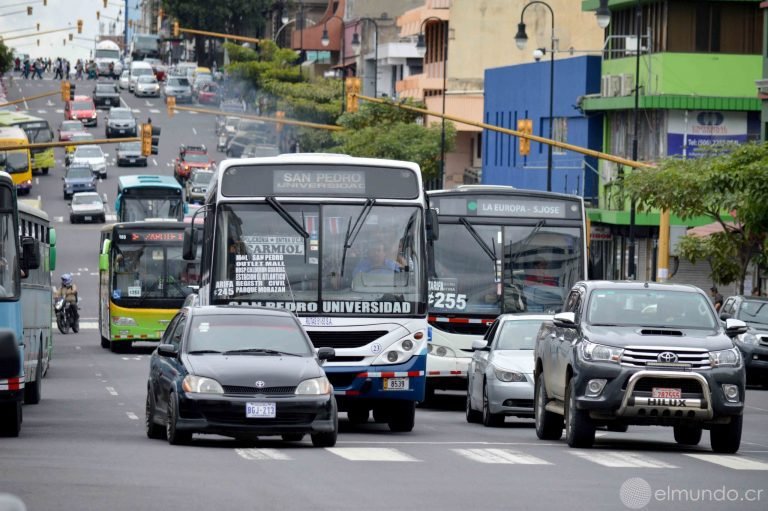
left=686, top=221, right=737, bottom=238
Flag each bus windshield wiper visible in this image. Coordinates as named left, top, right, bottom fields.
left=340, top=198, right=376, bottom=277
left=265, top=196, right=309, bottom=239
left=222, top=348, right=301, bottom=357
left=459, top=217, right=496, bottom=263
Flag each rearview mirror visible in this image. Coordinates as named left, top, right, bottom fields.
left=725, top=318, right=748, bottom=337
left=553, top=312, right=577, bottom=329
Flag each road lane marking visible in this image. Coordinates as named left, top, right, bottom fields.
left=90, top=272, right=99, bottom=276
left=106, top=214, right=117, bottom=221
left=152, top=158, right=158, bottom=166
left=106, top=386, right=118, bottom=396
left=192, top=128, right=197, bottom=135
left=571, top=451, right=677, bottom=468
left=149, top=109, right=160, bottom=114
left=53, top=216, right=63, bottom=223
left=235, top=448, right=292, bottom=461
left=35, top=178, right=39, bottom=185
left=126, top=412, right=139, bottom=420
left=326, top=448, right=419, bottom=462
left=685, top=454, right=768, bottom=470
left=51, top=321, right=98, bottom=329
left=453, top=448, right=551, bottom=465
left=55, top=109, right=64, bottom=114
left=37, top=110, right=47, bottom=114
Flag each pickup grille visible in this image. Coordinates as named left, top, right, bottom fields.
left=306, top=330, right=387, bottom=349
left=620, top=346, right=711, bottom=369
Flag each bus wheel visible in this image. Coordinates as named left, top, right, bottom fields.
left=387, top=401, right=416, bottom=432
left=0, top=402, right=22, bottom=437
left=100, top=336, right=110, bottom=349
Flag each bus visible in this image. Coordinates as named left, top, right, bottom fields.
left=0, top=127, right=33, bottom=195
left=0, top=112, right=55, bottom=175
left=115, top=175, right=186, bottom=223
left=98, top=221, right=200, bottom=352
left=184, top=154, right=437, bottom=432
left=18, top=201, right=56, bottom=405
left=0, top=171, right=46, bottom=436
left=425, top=186, right=587, bottom=397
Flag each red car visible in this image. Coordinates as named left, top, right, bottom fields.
left=197, top=82, right=220, bottom=105
left=174, top=144, right=214, bottom=183
left=65, top=95, right=98, bottom=127
left=58, top=120, right=86, bottom=141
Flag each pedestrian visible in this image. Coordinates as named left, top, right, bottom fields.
left=709, top=286, right=724, bottom=312
left=34, top=59, right=43, bottom=79
left=22, top=58, right=29, bottom=79
left=752, top=287, right=763, bottom=297
left=75, top=60, right=83, bottom=80
left=14, top=57, right=20, bottom=72
left=65, top=60, right=71, bottom=80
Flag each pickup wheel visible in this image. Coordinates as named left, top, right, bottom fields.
left=565, top=378, right=595, bottom=448
left=673, top=424, right=702, bottom=446
left=534, top=376, right=563, bottom=440
left=710, top=415, right=742, bottom=453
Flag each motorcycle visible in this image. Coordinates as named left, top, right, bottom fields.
left=55, top=297, right=79, bottom=334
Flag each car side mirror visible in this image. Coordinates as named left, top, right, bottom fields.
left=157, top=343, right=178, bottom=357
left=316, top=347, right=335, bottom=361
left=719, top=312, right=732, bottom=321
left=724, top=318, right=748, bottom=337
left=553, top=312, right=577, bottom=329
left=471, top=339, right=489, bottom=351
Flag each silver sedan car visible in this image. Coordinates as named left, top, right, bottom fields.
left=466, top=314, right=551, bottom=427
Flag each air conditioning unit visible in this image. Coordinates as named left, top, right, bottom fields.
left=620, top=73, right=634, bottom=96
left=601, top=76, right=611, bottom=97
left=601, top=75, right=620, bottom=97
left=609, top=75, right=621, bottom=97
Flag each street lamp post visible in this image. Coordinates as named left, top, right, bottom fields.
left=350, top=17, right=379, bottom=99
left=415, top=17, right=448, bottom=189
left=626, top=0, right=642, bottom=281
left=514, top=1, right=555, bottom=193
left=321, top=14, right=346, bottom=113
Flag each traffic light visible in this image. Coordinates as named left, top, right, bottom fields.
left=77, top=19, right=83, bottom=34
left=27, top=6, right=32, bottom=15
left=69, top=82, right=76, bottom=100
left=103, top=0, right=108, bottom=7
left=43, top=0, right=47, bottom=6
left=36, top=39, right=39, bottom=46
left=68, top=33, right=73, bottom=41
left=61, top=81, right=70, bottom=102
left=345, top=77, right=361, bottom=113
left=173, top=21, right=179, bottom=37
left=141, top=123, right=152, bottom=156
left=166, top=96, right=176, bottom=118
left=517, top=118, right=532, bottom=156
left=36, top=23, right=40, bottom=31
left=96, top=11, right=100, bottom=21
left=275, top=111, right=285, bottom=133
left=151, top=125, right=161, bottom=155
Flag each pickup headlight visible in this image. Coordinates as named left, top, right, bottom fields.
left=737, top=332, right=759, bottom=345
left=182, top=375, right=224, bottom=394
left=295, top=376, right=331, bottom=395
left=493, top=367, right=526, bottom=382
left=579, top=340, right=623, bottom=363
left=710, top=347, right=741, bottom=367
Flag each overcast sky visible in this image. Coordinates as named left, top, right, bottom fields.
left=1, top=0, right=138, bottom=62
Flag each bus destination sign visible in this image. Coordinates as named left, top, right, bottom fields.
left=117, top=231, right=184, bottom=243
left=476, top=198, right=567, bottom=218
left=273, top=170, right=366, bottom=194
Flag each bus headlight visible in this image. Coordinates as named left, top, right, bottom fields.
left=427, top=344, right=456, bottom=358
left=112, top=316, right=137, bottom=326
left=182, top=375, right=223, bottom=394
left=295, top=376, right=331, bottom=395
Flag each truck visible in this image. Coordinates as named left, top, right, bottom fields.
left=131, top=34, right=160, bottom=61
left=94, top=40, right=123, bottom=78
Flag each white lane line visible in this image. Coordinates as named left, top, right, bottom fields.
left=51, top=321, right=98, bottom=329
left=37, top=109, right=47, bottom=114
left=746, top=405, right=768, bottom=412
left=95, top=373, right=102, bottom=377
left=53, top=216, right=64, bottom=223
left=685, top=454, right=768, bottom=470
left=46, top=100, right=54, bottom=106
left=326, top=448, right=420, bottom=462
left=55, top=109, right=64, bottom=114
left=90, top=272, right=99, bottom=276
left=35, top=177, right=39, bottom=185
left=131, top=109, right=141, bottom=113
left=106, top=386, right=118, bottom=396
left=571, top=451, right=677, bottom=468
left=235, top=448, right=292, bottom=461
left=192, top=127, right=197, bottom=135
left=75, top=346, right=81, bottom=350
left=152, top=158, right=157, bottom=166
left=126, top=412, right=139, bottom=420
left=106, top=214, right=117, bottom=221
left=149, top=109, right=160, bottom=114
left=188, top=110, right=197, bottom=115
left=120, top=96, right=130, bottom=108
left=453, top=448, right=552, bottom=465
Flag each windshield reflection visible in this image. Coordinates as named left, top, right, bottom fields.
left=122, top=197, right=183, bottom=222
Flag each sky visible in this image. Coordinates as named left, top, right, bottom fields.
left=0, top=0, right=138, bottom=62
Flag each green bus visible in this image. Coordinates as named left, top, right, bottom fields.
left=115, top=175, right=186, bottom=222
left=0, top=112, right=55, bottom=175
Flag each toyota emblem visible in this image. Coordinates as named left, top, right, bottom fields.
left=255, top=380, right=265, bottom=388
left=657, top=352, right=678, bottom=363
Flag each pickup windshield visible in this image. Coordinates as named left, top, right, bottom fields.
left=586, top=289, right=717, bottom=329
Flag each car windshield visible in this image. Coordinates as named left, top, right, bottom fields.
left=73, top=101, right=93, bottom=110
left=109, top=110, right=132, bottom=119
left=133, top=68, right=152, bottom=77
left=96, top=84, right=115, bottom=92
left=586, top=289, right=717, bottom=329
left=73, top=193, right=102, bottom=205
left=138, top=76, right=157, bottom=84
left=75, top=147, right=102, bottom=158
left=738, top=300, right=768, bottom=326
left=1, top=150, right=29, bottom=174
left=183, top=153, right=208, bottom=163
left=168, top=78, right=189, bottom=87
left=61, top=121, right=82, bottom=131
left=191, top=171, right=213, bottom=185
left=495, top=320, right=545, bottom=350
left=187, top=314, right=312, bottom=355
left=120, top=71, right=129, bottom=78
left=67, top=167, right=92, bottom=179
left=118, top=142, right=141, bottom=151
left=71, top=134, right=93, bottom=142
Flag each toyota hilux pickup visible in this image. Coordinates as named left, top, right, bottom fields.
left=534, top=281, right=748, bottom=453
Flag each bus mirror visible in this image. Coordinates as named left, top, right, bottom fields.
left=183, top=227, right=195, bottom=261
left=426, top=209, right=439, bottom=241
left=20, top=237, right=40, bottom=272
left=49, top=228, right=57, bottom=271
left=99, top=253, right=109, bottom=272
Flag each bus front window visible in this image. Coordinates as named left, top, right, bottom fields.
left=111, top=243, right=192, bottom=303
left=122, top=197, right=183, bottom=222
left=2, top=150, right=29, bottom=174
left=0, top=207, right=20, bottom=299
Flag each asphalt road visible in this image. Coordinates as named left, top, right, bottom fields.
left=1, top=74, right=768, bottom=511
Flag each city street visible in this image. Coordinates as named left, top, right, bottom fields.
left=1, top=76, right=768, bottom=511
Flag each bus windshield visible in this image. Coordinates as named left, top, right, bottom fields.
left=21, top=122, right=52, bottom=143
left=214, top=203, right=424, bottom=315
left=121, top=197, right=183, bottom=222
left=95, top=49, right=120, bottom=60
left=0, top=205, right=20, bottom=299
left=1, top=150, right=29, bottom=174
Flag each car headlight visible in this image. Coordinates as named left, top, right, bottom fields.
left=91, top=112, right=97, bottom=118
left=182, top=375, right=224, bottom=394
left=112, top=316, right=137, bottom=326
left=295, top=376, right=331, bottom=395
left=710, top=347, right=741, bottom=367
left=579, top=340, right=623, bottom=363
left=192, top=187, right=203, bottom=193
left=493, top=367, right=527, bottom=382
left=738, top=332, right=759, bottom=345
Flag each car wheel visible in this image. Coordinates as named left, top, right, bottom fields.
left=673, top=424, right=702, bottom=446
left=387, top=400, right=416, bottom=432
left=534, top=375, right=563, bottom=440
left=565, top=377, right=595, bottom=448
left=281, top=433, right=304, bottom=442
left=145, top=389, right=166, bottom=440
left=166, top=392, right=192, bottom=445
left=0, top=401, right=22, bottom=437
left=465, top=385, right=482, bottom=424
left=710, top=415, right=742, bottom=453
left=482, top=382, right=505, bottom=427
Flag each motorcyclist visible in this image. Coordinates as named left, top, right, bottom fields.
left=55, top=273, right=79, bottom=324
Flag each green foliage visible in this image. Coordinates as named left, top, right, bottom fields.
left=624, top=143, right=768, bottom=293
left=0, top=41, right=13, bottom=75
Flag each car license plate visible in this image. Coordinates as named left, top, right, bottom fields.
left=652, top=388, right=681, bottom=399
left=128, top=158, right=135, bottom=163
left=119, top=129, right=125, bottom=134
left=246, top=402, right=276, bottom=418
left=84, top=216, right=92, bottom=221
left=383, top=377, right=409, bottom=390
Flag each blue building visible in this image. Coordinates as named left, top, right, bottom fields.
left=482, top=56, right=602, bottom=202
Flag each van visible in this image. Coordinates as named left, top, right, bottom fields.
left=128, top=61, right=154, bottom=93
left=0, top=127, right=32, bottom=195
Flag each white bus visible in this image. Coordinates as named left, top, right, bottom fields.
left=185, top=154, right=437, bottom=432
left=425, top=186, right=587, bottom=397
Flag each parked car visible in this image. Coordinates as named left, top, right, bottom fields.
left=145, top=305, right=338, bottom=446
left=65, top=95, right=98, bottom=127
left=719, top=295, right=768, bottom=387
left=92, top=81, right=121, bottom=109
left=105, top=107, right=137, bottom=138
left=466, top=314, right=551, bottom=427
left=69, top=191, right=106, bottom=223
left=163, top=76, right=193, bottom=104
left=118, top=70, right=130, bottom=90
left=534, top=281, right=748, bottom=453
left=174, top=144, right=213, bottom=183
left=185, top=168, right=214, bottom=204
left=64, top=132, right=95, bottom=165
left=63, top=163, right=97, bottom=199
left=58, top=120, right=85, bottom=141
left=70, top=145, right=107, bottom=178
left=134, top=75, right=160, bottom=97
left=115, top=141, right=147, bottom=167
left=241, top=144, right=281, bottom=159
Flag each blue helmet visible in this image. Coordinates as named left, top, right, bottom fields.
left=61, top=273, right=73, bottom=286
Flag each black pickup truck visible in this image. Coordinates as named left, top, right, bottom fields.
left=534, top=280, right=748, bottom=453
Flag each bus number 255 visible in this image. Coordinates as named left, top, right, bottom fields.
left=429, top=292, right=467, bottom=310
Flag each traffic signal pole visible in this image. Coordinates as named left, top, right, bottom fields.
left=0, top=90, right=60, bottom=108
left=1, top=25, right=77, bottom=42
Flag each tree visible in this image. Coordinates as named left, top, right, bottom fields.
left=624, top=143, right=768, bottom=293
left=0, top=41, right=14, bottom=75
